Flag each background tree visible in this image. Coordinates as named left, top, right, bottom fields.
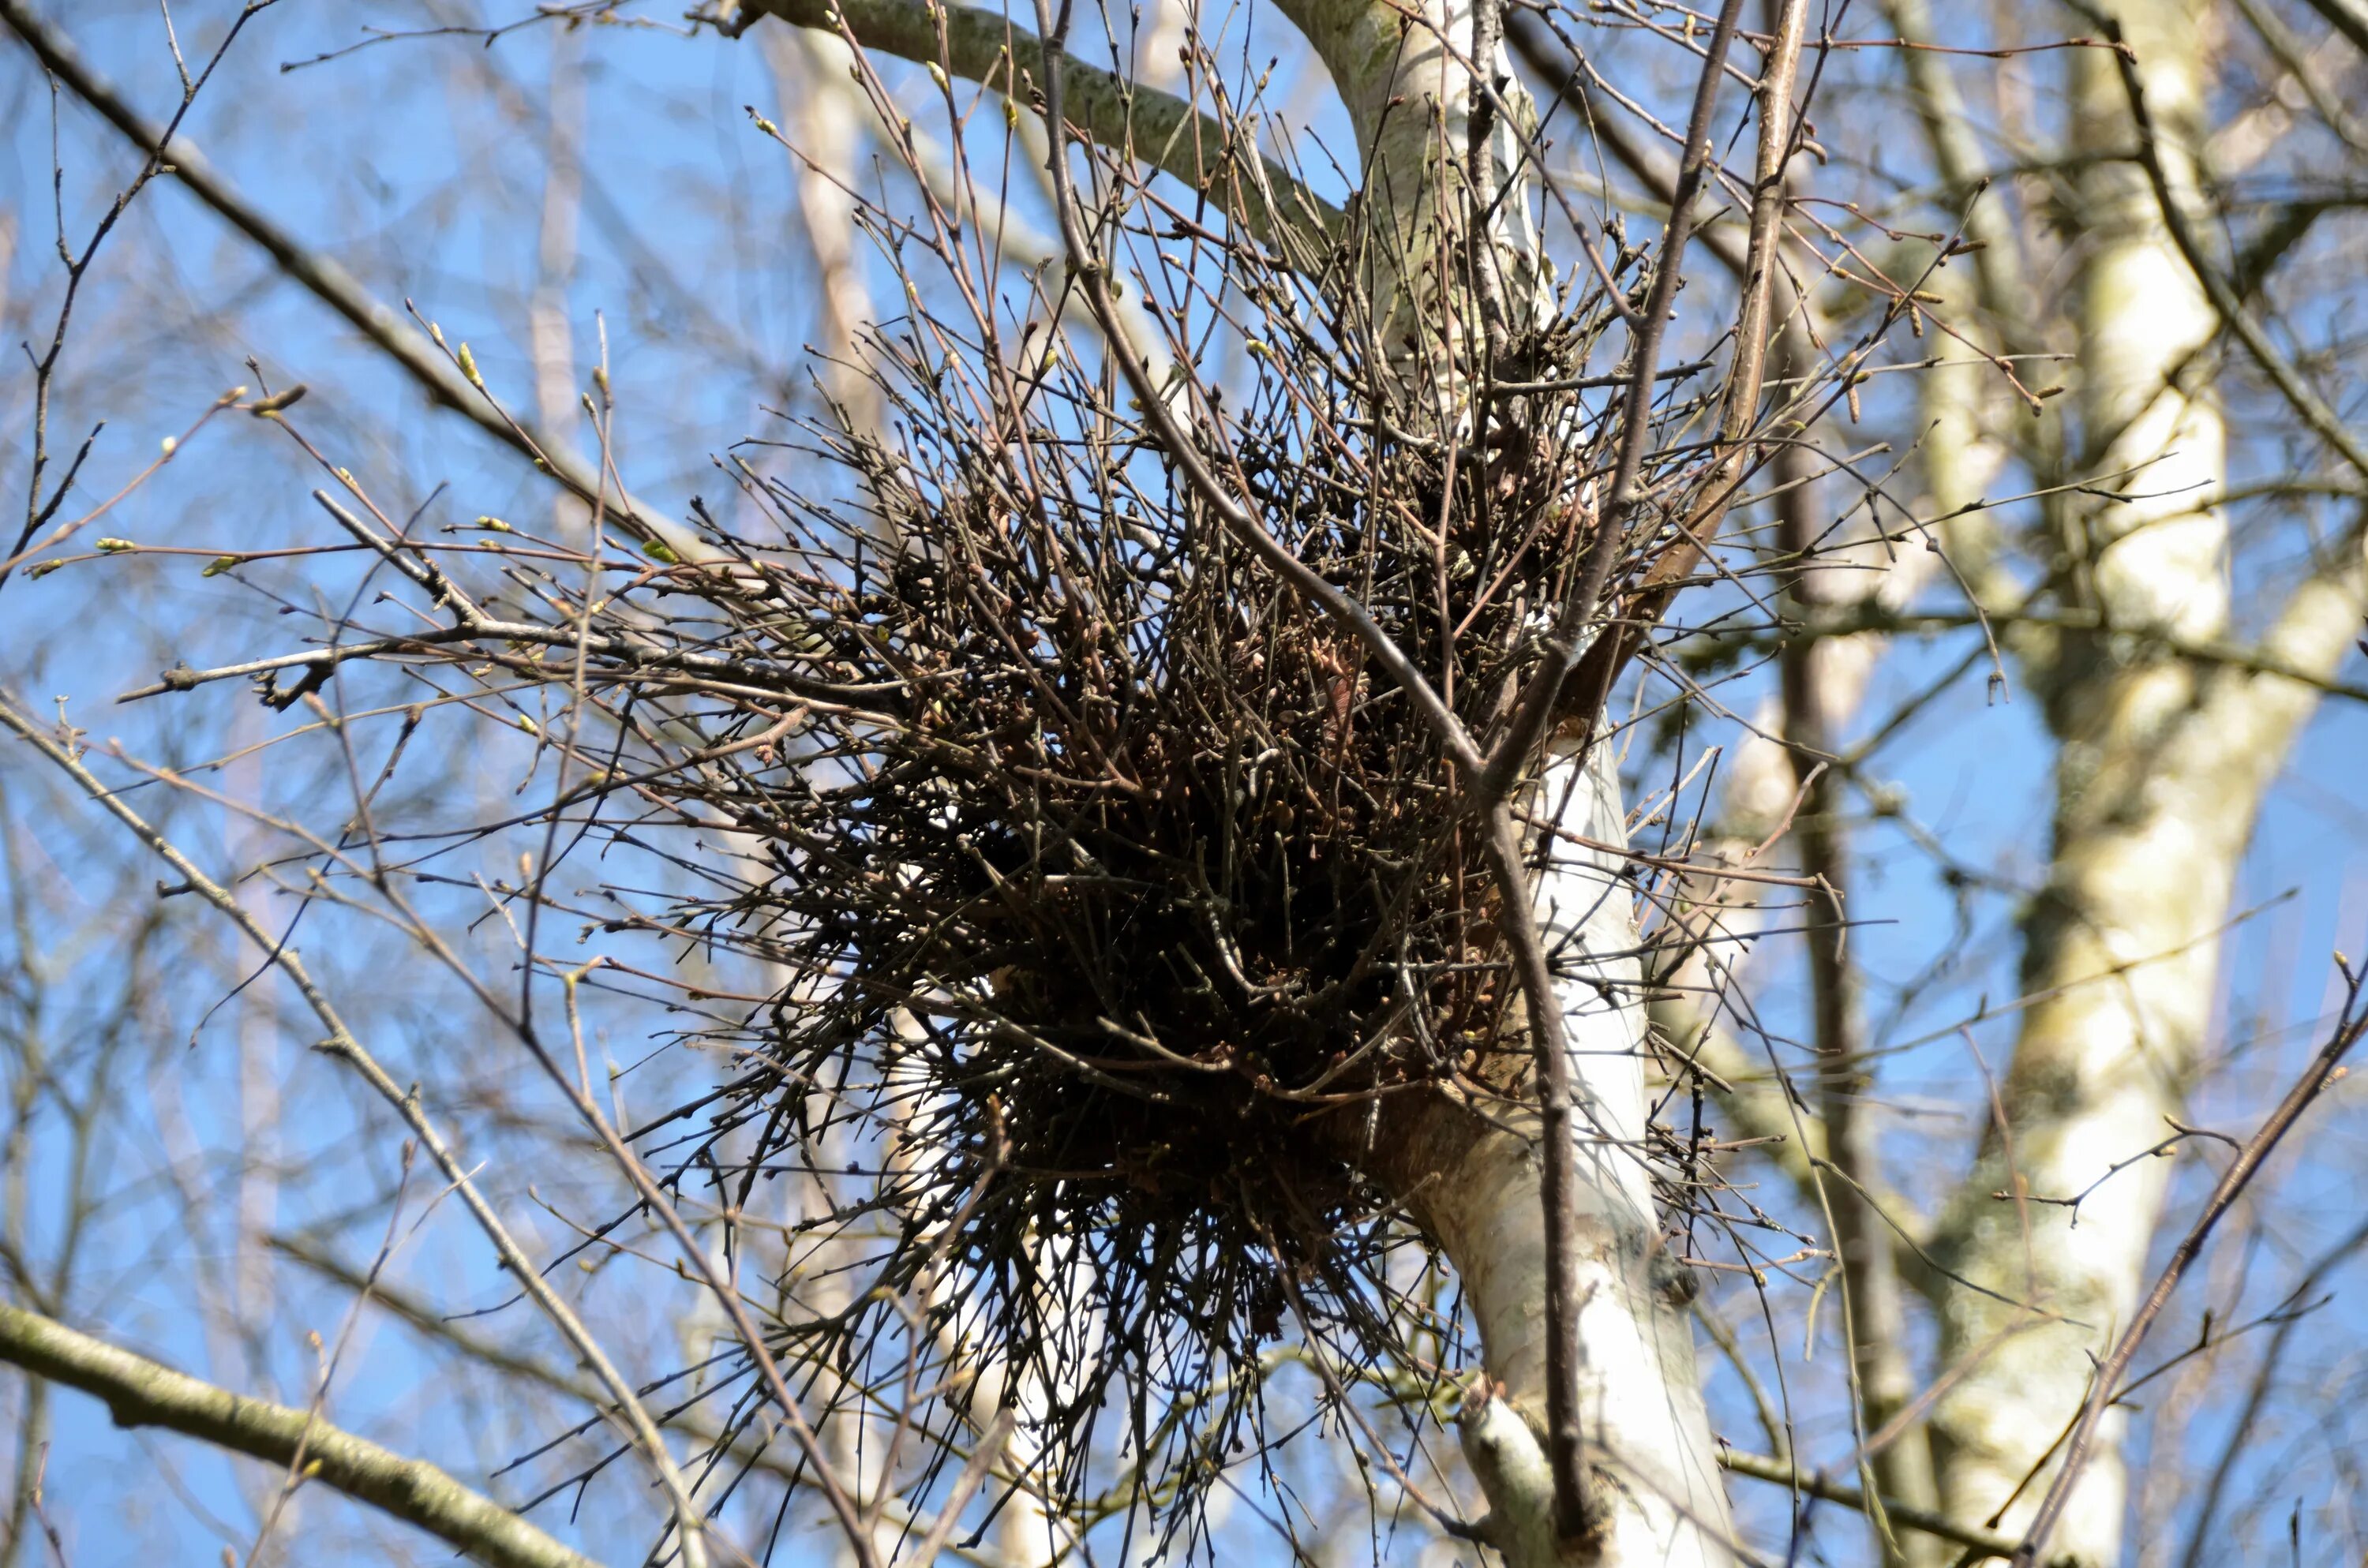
left=1, top=2, right=2364, bottom=1568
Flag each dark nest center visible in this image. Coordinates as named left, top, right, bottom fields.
left=616, top=279, right=1680, bottom=1527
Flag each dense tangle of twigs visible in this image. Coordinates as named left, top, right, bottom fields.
left=144, top=50, right=1869, bottom=1551
left=619, top=211, right=1698, bottom=1532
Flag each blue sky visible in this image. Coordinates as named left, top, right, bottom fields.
left=3, top=2, right=2366, bottom=1564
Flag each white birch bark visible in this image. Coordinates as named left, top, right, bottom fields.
left=1923, top=3, right=2368, bottom=1558
left=1270, top=0, right=1549, bottom=373
left=530, top=26, right=585, bottom=465
left=1260, top=1, right=1733, bottom=1557
left=1924, top=2, right=2225, bottom=1553
left=1926, top=559, right=2365, bottom=1562
left=1358, top=739, right=1737, bottom=1568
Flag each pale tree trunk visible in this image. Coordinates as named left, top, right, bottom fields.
left=1925, top=1, right=2224, bottom=1553
left=1924, top=2, right=2366, bottom=1559
left=1353, top=739, right=1734, bottom=1568
left=1926, top=557, right=2365, bottom=1561
left=1273, top=0, right=1549, bottom=376
left=1256, top=0, right=1739, bottom=1560
left=530, top=25, right=585, bottom=476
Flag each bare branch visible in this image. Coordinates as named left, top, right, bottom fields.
left=2091, top=4, right=2368, bottom=485
left=1719, top=1449, right=2019, bottom=1562
left=2292, top=0, right=2368, bottom=58
left=0, top=0, right=693, bottom=552
left=0, top=1300, right=604, bottom=1568
left=2013, top=966, right=2368, bottom=1564
left=0, top=690, right=721, bottom=1568
left=730, top=0, right=1340, bottom=248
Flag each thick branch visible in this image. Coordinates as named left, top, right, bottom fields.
left=2294, top=0, right=2368, bottom=57
left=733, top=0, right=1339, bottom=249
left=0, top=1300, right=601, bottom=1568
left=0, top=693, right=722, bottom=1568
left=1785, top=604, right=2368, bottom=706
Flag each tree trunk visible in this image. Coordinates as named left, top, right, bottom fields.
left=1352, top=740, right=1737, bottom=1568
left=1924, top=4, right=2366, bottom=1558
left=1250, top=0, right=1740, bottom=1557
left=1272, top=0, right=1549, bottom=376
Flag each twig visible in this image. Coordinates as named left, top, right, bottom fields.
left=2011, top=959, right=2368, bottom=1564
left=0, top=690, right=720, bottom=1568
left=1719, top=1448, right=2018, bottom=1561
left=2087, top=3, right=2368, bottom=486
left=729, top=0, right=1339, bottom=249
left=0, top=0, right=691, bottom=551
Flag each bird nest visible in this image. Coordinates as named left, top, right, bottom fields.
left=585, top=238, right=1717, bottom=1534
left=246, top=157, right=1765, bottom=1538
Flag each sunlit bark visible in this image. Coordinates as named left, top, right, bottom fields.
left=1355, top=738, right=1737, bottom=1567
left=1244, top=0, right=1742, bottom=1558
left=1923, top=3, right=2367, bottom=1559
left=1270, top=0, right=1550, bottom=375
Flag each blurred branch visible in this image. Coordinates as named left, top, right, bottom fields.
left=0, top=1300, right=603, bottom=1568
left=1878, top=0, right=2033, bottom=347
left=268, top=1236, right=1021, bottom=1568
left=1674, top=1015, right=1940, bottom=1263
left=2092, top=2, right=2368, bottom=485
left=2294, top=0, right=2368, bottom=58
left=1774, top=431, right=1944, bottom=1564
left=1718, top=1449, right=2018, bottom=1561
left=2175, top=1210, right=2368, bottom=1568
left=1777, top=604, right=2368, bottom=705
